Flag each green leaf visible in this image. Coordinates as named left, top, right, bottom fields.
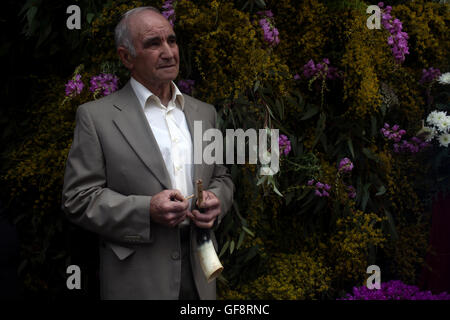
left=347, top=138, right=355, bottom=159
left=237, top=230, right=245, bottom=249
left=320, top=134, right=328, bottom=153
left=296, top=188, right=310, bottom=202
left=312, top=113, right=326, bottom=149
left=26, top=6, right=38, bottom=27
left=222, top=214, right=234, bottom=234
left=36, top=23, right=51, bottom=48
left=299, top=192, right=315, bottom=211
left=280, top=99, right=285, bottom=120
left=255, top=0, right=266, bottom=7
left=217, top=274, right=229, bottom=284
left=275, top=99, right=283, bottom=120
left=273, top=185, right=283, bottom=197
left=300, top=105, right=319, bottom=120
left=87, top=13, right=95, bottom=24
left=362, top=148, right=379, bottom=162
left=370, top=116, right=377, bottom=138
left=361, top=183, right=371, bottom=211
left=244, top=246, right=258, bottom=263
left=18, top=259, right=28, bottom=275
left=219, top=240, right=230, bottom=258
left=375, top=185, right=386, bottom=196
left=313, top=198, right=327, bottom=215
left=242, top=226, right=255, bottom=237
left=19, top=0, right=34, bottom=16
left=256, top=175, right=268, bottom=186
left=230, top=240, right=235, bottom=254
left=233, top=200, right=246, bottom=222
left=285, top=192, right=294, bottom=205
left=267, top=176, right=283, bottom=196
left=293, top=91, right=304, bottom=107
left=253, top=80, right=260, bottom=93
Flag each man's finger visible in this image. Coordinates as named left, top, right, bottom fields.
left=169, top=211, right=187, bottom=227
left=169, top=200, right=189, bottom=212
left=191, top=209, right=217, bottom=223
left=169, top=189, right=185, bottom=202
left=197, top=191, right=219, bottom=209
left=202, top=197, right=220, bottom=210
left=192, top=219, right=214, bottom=229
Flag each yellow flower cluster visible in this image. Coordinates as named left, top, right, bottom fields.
left=90, top=1, right=145, bottom=65
left=3, top=74, right=95, bottom=210
left=175, top=0, right=290, bottom=103
left=386, top=155, right=424, bottom=218
left=384, top=222, right=429, bottom=284
left=340, top=12, right=392, bottom=119
left=329, top=209, right=385, bottom=283
left=389, top=68, right=424, bottom=123
left=269, top=0, right=328, bottom=75
left=220, top=252, right=331, bottom=300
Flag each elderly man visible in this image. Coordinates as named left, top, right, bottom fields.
left=61, top=6, right=234, bottom=300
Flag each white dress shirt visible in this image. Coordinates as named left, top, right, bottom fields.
left=130, top=77, right=194, bottom=226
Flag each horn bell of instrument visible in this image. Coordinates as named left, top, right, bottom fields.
left=197, top=239, right=224, bottom=283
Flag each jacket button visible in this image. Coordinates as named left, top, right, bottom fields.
left=171, top=251, right=180, bottom=260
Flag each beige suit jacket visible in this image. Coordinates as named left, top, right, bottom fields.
left=61, top=81, right=234, bottom=300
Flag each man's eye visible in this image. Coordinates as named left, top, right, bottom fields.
left=144, top=40, right=160, bottom=48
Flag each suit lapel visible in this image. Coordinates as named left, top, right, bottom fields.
left=112, top=81, right=172, bottom=190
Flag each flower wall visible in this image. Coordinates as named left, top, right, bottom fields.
left=3, top=0, right=449, bottom=299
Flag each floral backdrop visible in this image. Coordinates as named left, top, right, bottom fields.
left=2, top=0, right=450, bottom=299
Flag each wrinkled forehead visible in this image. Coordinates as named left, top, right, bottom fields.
left=129, top=10, right=174, bottom=41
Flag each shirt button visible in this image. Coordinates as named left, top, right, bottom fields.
left=171, top=251, right=180, bottom=260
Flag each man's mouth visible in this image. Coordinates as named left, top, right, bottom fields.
left=159, top=65, right=176, bottom=69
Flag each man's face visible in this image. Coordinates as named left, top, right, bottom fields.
left=127, top=11, right=179, bottom=87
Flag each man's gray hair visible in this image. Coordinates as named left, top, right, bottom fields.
left=114, top=6, right=161, bottom=57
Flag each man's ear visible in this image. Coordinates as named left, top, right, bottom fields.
left=117, top=47, right=134, bottom=70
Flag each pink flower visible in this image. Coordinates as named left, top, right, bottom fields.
left=162, top=0, right=176, bottom=26
left=338, top=157, right=354, bottom=173
left=279, top=134, right=291, bottom=156
left=65, top=74, right=84, bottom=97
left=89, top=73, right=119, bottom=97
left=380, top=6, right=409, bottom=63
left=308, top=179, right=331, bottom=197
left=177, top=79, right=195, bottom=95
left=257, top=11, right=280, bottom=47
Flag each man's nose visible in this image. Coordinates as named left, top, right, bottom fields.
left=161, top=41, right=175, bottom=59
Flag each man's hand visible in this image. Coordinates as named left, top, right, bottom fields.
left=150, top=190, right=189, bottom=228
left=187, top=190, right=220, bottom=229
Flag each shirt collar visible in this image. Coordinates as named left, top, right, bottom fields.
left=130, top=77, right=185, bottom=111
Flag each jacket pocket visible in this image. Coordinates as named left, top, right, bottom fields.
left=104, top=241, right=136, bottom=260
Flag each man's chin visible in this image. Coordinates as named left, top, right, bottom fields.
left=158, top=72, right=179, bottom=82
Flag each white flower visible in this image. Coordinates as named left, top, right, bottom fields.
left=417, top=126, right=436, bottom=142
left=438, top=133, right=450, bottom=147
left=260, top=166, right=276, bottom=176
left=436, top=116, right=450, bottom=133
left=260, top=150, right=271, bottom=163
left=427, top=110, right=447, bottom=127
left=438, top=72, right=450, bottom=85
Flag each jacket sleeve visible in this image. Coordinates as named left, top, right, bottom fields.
left=61, top=105, right=152, bottom=244
left=206, top=106, right=235, bottom=226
